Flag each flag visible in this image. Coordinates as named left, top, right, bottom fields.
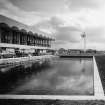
left=81, top=32, right=86, bottom=38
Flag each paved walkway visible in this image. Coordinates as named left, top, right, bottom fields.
left=93, top=56, right=104, bottom=97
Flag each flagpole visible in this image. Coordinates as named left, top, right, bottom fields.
left=84, top=33, right=86, bottom=53
left=81, top=32, right=86, bottom=53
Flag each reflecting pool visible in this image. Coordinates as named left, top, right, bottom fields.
left=0, top=57, right=94, bottom=95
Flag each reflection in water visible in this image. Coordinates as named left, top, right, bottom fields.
left=82, top=60, right=86, bottom=73
left=0, top=58, right=93, bottom=95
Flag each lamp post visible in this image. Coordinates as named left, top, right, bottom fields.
left=81, top=32, right=86, bottom=53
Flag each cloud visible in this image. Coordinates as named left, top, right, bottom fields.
left=31, top=16, right=65, bottom=36
left=32, top=16, right=82, bottom=42
left=56, top=26, right=81, bottom=42
left=86, top=26, right=105, bottom=43
left=35, top=16, right=64, bottom=30
left=8, top=0, right=66, bottom=15
left=0, top=0, right=49, bottom=25
left=66, top=0, right=105, bottom=10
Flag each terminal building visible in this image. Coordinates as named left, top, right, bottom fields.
left=0, top=15, right=55, bottom=58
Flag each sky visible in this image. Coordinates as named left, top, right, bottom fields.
left=0, top=0, right=105, bottom=50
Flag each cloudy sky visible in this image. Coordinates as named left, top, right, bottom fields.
left=0, top=0, right=105, bottom=50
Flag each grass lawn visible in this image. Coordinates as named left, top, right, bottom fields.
left=95, top=55, right=105, bottom=94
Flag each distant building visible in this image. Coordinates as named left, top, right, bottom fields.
left=67, top=49, right=84, bottom=54
left=86, top=49, right=96, bottom=54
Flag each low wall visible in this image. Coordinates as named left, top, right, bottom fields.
left=0, top=55, right=54, bottom=68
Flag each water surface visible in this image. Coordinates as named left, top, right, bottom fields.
left=0, top=57, right=93, bottom=95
